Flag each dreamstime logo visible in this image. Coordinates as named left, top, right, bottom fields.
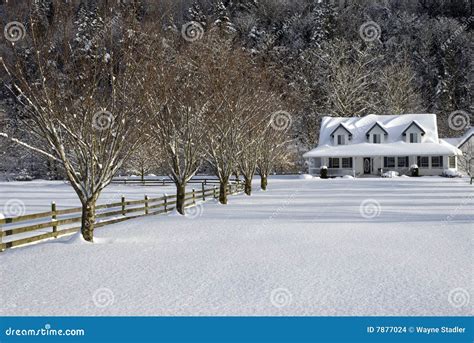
left=92, top=287, right=114, bottom=308
left=184, top=203, right=204, bottom=219
left=359, top=199, right=381, bottom=219
left=441, top=192, right=473, bottom=229
left=3, top=199, right=26, bottom=218
left=448, top=110, right=470, bottom=131
left=270, top=111, right=292, bottom=131
left=4, top=21, right=26, bottom=42
left=270, top=288, right=292, bottom=308
left=181, top=21, right=204, bottom=42
left=441, top=16, right=473, bottom=51
left=448, top=288, right=470, bottom=308
left=92, top=110, right=114, bottom=130
left=359, top=21, right=381, bottom=42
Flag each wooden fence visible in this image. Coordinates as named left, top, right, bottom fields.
left=0, top=181, right=243, bottom=252
left=111, top=177, right=239, bottom=186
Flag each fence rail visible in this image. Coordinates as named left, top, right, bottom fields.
left=0, top=181, right=243, bottom=252
left=110, top=177, right=239, bottom=186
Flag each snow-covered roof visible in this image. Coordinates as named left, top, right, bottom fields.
left=303, top=141, right=461, bottom=158
left=319, top=114, right=439, bottom=145
left=366, top=121, right=388, bottom=136
left=441, top=127, right=474, bottom=148
left=303, top=114, right=462, bottom=158
left=401, top=120, right=426, bottom=136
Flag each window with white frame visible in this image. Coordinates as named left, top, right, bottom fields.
left=329, top=158, right=340, bottom=168
left=397, top=156, right=409, bottom=168
left=410, top=133, right=419, bottom=143
left=373, top=134, right=381, bottom=144
left=431, top=156, right=443, bottom=168
left=342, top=157, right=352, bottom=168
left=337, top=135, right=346, bottom=145
left=312, top=158, right=322, bottom=168
left=417, top=156, right=429, bottom=168
left=449, top=156, right=456, bottom=168
left=384, top=157, right=395, bottom=168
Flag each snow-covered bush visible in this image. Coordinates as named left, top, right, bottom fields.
left=382, top=171, right=399, bottom=178
left=410, top=164, right=419, bottom=177
left=320, top=166, right=328, bottom=179
left=14, top=169, right=33, bottom=182
left=442, top=168, right=462, bottom=178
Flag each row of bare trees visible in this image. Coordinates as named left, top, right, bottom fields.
left=0, top=12, right=291, bottom=242
left=144, top=32, right=290, bottom=212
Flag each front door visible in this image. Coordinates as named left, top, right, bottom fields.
left=363, top=157, right=371, bottom=174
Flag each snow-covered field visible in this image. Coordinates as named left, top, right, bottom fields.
left=0, top=179, right=179, bottom=214
left=0, top=176, right=472, bottom=316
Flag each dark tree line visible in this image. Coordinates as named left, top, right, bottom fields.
left=1, top=0, right=472, bottom=178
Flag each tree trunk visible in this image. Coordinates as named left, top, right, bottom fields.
left=260, top=174, right=268, bottom=191
left=233, top=171, right=240, bottom=182
left=244, top=176, right=252, bottom=196
left=141, top=167, right=145, bottom=184
left=176, top=183, right=186, bottom=215
left=81, top=198, right=96, bottom=242
left=219, top=180, right=228, bottom=204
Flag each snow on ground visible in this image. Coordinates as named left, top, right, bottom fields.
left=0, top=180, right=179, bottom=214
left=0, top=177, right=473, bottom=316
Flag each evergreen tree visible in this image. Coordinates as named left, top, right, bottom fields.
left=308, top=1, right=336, bottom=47
left=187, top=0, right=207, bottom=29
left=32, top=0, right=54, bottom=29
left=73, top=1, right=105, bottom=59
left=211, top=1, right=236, bottom=35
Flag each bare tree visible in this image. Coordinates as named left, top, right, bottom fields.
left=194, top=34, right=281, bottom=203
left=237, top=92, right=282, bottom=196
left=458, top=139, right=473, bottom=176
left=257, top=127, right=291, bottom=191
left=125, top=140, right=162, bottom=183
left=0, top=13, right=148, bottom=241
left=144, top=38, right=208, bottom=214
left=378, top=60, right=422, bottom=115
left=317, top=39, right=380, bottom=117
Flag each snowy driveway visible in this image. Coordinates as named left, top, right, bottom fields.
left=0, top=177, right=472, bottom=316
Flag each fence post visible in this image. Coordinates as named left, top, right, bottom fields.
left=163, top=194, right=168, bottom=212
left=121, top=195, right=126, bottom=216
left=192, top=188, right=196, bottom=205
left=0, top=228, right=4, bottom=252
left=52, top=201, right=57, bottom=238
left=202, top=182, right=206, bottom=201
left=162, top=179, right=165, bottom=186
left=204, top=179, right=207, bottom=186
left=144, top=195, right=149, bottom=215
left=213, top=185, right=217, bottom=199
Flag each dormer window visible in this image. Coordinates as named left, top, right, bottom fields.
left=330, top=123, right=352, bottom=146
left=337, top=135, right=346, bottom=145
left=402, top=121, right=426, bottom=143
left=365, top=122, right=388, bottom=144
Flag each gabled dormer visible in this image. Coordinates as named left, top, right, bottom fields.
left=402, top=121, right=426, bottom=143
left=330, top=123, right=352, bottom=145
left=366, top=121, right=388, bottom=144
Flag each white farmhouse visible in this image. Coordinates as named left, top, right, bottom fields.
left=303, top=114, right=462, bottom=177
